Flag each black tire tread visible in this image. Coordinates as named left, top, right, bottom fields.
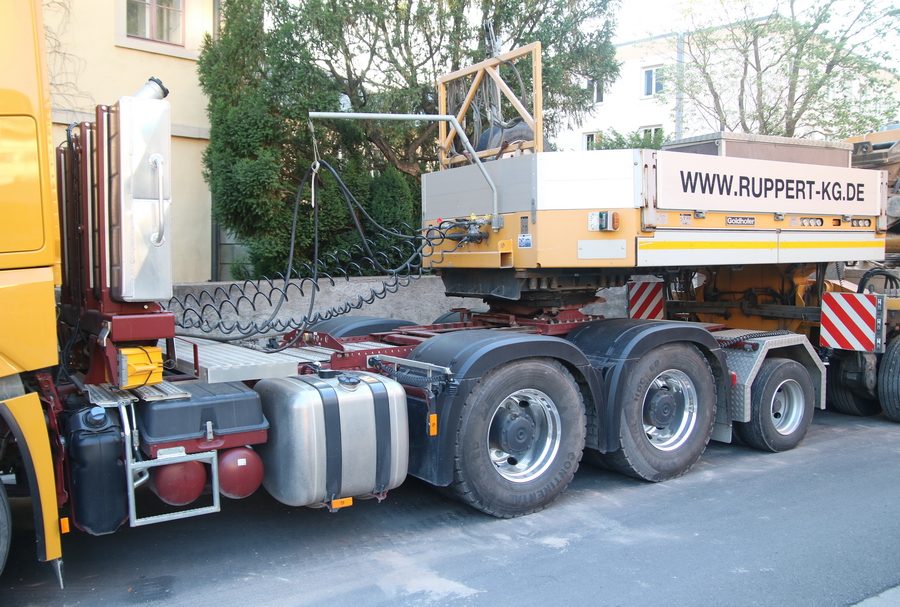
left=446, top=358, right=586, bottom=518
left=0, top=481, right=10, bottom=577
left=878, top=338, right=900, bottom=422
left=601, top=343, right=716, bottom=482
left=827, top=371, right=881, bottom=416
left=733, top=358, right=814, bottom=452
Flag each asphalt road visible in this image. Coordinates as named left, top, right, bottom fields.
left=3, top=408, right=900, bottom=607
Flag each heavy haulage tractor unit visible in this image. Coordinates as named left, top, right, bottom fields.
left=2, top=1, right=900, bottom=586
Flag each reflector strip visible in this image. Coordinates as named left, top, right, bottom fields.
left=629, top=281, right=665, bottom=320
left=820, top=293, right=876, bottom=352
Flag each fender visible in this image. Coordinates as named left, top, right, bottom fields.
left=0, top=391, right=62, bottom=565
left=405, top=330, right=605, bottom=486
left=309, top=316, right=416, bottom=338
left=565, top=319, right=730, bottom=452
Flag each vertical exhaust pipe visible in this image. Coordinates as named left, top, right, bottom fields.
left=133, top=77, right=169, bottom=100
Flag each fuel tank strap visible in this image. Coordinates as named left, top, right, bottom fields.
left=358, top=375, right=391, bottom=493
left=295, top=376, right=343, bottom=501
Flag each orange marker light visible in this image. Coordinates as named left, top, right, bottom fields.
left=60, top=517, right=70, bottom=533
left=612, top=212, right=620, bottom=230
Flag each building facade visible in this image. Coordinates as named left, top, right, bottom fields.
left=554, top=35, right=679, bottom=152
left=43, top=0, right=215, bottom=283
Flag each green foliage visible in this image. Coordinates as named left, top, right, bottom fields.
left=588, top=128, right=668, bottom=150
left=285, top=0, right=620, bottom=176
left=199, top=0, right=619, bottom=278
left=663, top=0, right=900, bottom=138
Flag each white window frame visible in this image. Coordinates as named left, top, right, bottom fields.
left=641, top=126, right=663, bottom=140
left=116, top=0, right=208, bottom=61
left=642, top=66, right=663, bottom=98
left=126, top=0, right=185, bottom=47
left=584, top=131, right=601, bottom=150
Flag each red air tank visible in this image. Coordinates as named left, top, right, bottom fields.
left=217, top=447, right=264, bottom=499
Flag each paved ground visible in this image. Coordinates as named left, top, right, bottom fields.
left=3, top=408, right=900, bottom=607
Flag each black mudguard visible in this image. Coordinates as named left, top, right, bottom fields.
left=309, top=316, right=416, bottom=338
left=565, top=318, right=731, bottom=453
left=405, top=330, right=605, bottom=486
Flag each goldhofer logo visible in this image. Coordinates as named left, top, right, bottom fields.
left=726, top=216, right=756, bottom=226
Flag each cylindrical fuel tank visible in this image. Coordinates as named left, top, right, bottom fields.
left=253, top=371, right=408, bottom=507
left=66, top=406, right=128, bottom=535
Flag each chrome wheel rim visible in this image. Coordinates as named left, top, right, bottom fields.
left=770, top=379, right=805, bottom=436
left=486, top=389, right=562, bottom=483
left=642, top=369, right=698, bottom=451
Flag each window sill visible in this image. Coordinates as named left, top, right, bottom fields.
left=116, top=35, right=199, bottom=61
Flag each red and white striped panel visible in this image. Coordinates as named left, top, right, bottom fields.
left=820, top=292, right=877, bottom=352
left=628, top=281, right=665, bottom=320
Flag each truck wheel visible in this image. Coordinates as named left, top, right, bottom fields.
left=826, top=373, right=881, bottom=416
left=602, top=343, right=715, bottom=482
left=446, top=358, right=585, bottom=518
left=877, top=338, right=900, bottom=422
left=734, top=358, right=814, bottom=452
left=0, top=482, right=10, bottom=576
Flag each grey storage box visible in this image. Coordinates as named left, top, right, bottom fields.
left=136, top=381, right=268, bottom=456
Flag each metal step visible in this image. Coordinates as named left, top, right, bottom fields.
left=164, top=337, right=299, bottom=383
left=131, top=381, right=191, bottom=402
left=86, top=383, right=137, bottom=407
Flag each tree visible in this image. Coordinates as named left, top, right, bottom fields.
left=200, top=0, right=422, bottom=279
left=664, top=0, right=900, bottom=138
left=589, top=128, right=668, bottom=150
left=200, top=0, right=621, bottom=277
left=199, top=0, right=332, bottom=240
left=287, top=0, right=621, bottom=176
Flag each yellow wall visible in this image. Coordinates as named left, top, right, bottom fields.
left=44, top=0, right=214, bottom=283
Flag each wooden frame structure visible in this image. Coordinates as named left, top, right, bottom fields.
left=437, top=42, right=543, bottom=168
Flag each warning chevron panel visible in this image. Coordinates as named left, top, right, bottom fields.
left=628, top=281, right=665, bottom=320
left=820, top=292, right=877, bottom=352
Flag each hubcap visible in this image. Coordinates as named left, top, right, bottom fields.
left=487, top=389, right=562, bottom=483
left=769, top=379, right=804, bottom=436
left=642, top=369, right=698, bottom=451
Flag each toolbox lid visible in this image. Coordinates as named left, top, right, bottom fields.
left=136, top=380, right=268, bottom=444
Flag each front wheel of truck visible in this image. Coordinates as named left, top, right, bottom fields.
left=0, top=481, right=10, bottom=577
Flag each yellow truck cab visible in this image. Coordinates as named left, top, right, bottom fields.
left=0, top=0, right=65, bottom=583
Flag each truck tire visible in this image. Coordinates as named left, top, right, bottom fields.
left=445, top=358, right=585, bottom=518
left=601, top=343, right=716, bottom=482
left=0, top=482, right=10, bottom=577
left=734, top=358, right=814, bottom=452
left=877, top=337, right=900, bottom=422
left=826, top=373, right=881, bottom=416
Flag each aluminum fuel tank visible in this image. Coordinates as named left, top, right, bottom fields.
left=253, top=371, right=408, bottom=507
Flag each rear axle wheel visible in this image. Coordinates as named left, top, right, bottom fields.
left=877, top=337, right=900, bottom=422
left=602, top=343, right=716, bottom=482
left=734, top=358, right=814, bottom=452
